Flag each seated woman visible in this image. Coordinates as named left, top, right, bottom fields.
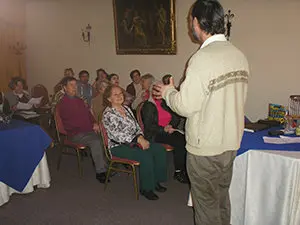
left=131, top=73, right=153, bottom=110
left=5, top=77, right=46, bottom=126
left=102, top=85, right=168, bottom=200
left=107, top=73, right=133, bottom=106
left=92, top=68, right=108, bottom=88
left=140, top=81, right=189, bottom=184
left=5, top=77, right=31, bottom=110
left=162, top=74, right=187, bottom=132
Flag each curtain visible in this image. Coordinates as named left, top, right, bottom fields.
left=0, top=0, right=26, bottom=92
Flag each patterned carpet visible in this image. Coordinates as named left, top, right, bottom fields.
left=0, top=147, right=193, bottom=225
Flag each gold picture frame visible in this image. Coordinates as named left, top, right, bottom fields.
left=113, top=0, right=176, bottom=55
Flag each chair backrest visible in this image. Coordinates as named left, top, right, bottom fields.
left=31, top=84, right=50, bottom=107
left=136, top=102, right=145, bottom=132
left=99, top=122, right=112, bottom=161
left=0, top=92, right=3, bottom=105
left=54, top=103, right=67, bottom=143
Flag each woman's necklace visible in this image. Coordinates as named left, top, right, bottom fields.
left=116, top=106, right=126, bottom=118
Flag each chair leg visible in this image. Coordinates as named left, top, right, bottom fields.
left=104, top=162, right=113, bottom=191
left=76, top=148, right=83, bottom=177
left=57, top=146, right=63, bottom=171
left=132, top=165, right=139, bottom=200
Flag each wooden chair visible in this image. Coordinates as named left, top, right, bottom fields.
left=54, top=104, right=89, bottom=176
left=99, top=122, right=140, bottom=200
left=31, top=84, right=50, bottom=107
left=136, top=102, right=174, bottom=152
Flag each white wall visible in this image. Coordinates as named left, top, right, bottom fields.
left=25, top=0, right=300, bottom=121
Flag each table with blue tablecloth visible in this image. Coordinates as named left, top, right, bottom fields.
left=0, top=120, right=52, bottom=206
left=238, top=127, right=300, bottom=155
left=188, top=128, right=300, bottom=225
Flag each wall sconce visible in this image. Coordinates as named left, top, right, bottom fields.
left=9, top=42, right=27, bottom=55
left=224, top=10, right=235, bottom=40
left=82, top=24, right=92, bottom=45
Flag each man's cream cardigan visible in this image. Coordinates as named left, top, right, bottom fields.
left=163, top=35, right=249, bottom=156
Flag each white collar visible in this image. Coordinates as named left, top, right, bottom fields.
left=200, top=34, right=227, bottom=49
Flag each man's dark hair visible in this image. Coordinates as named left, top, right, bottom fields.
left=162, top=74, right=172, bottom=85
left=107, top=73, right=119, bottom=81
left=130, top=69, right=141, bottom=80
left=61, top=76, right=77, bottom=87
left=78, top=70, right=89, bottom=78
left=96, top=68, right=107, bottom=75
left=191, top=0, right=225, bottom=35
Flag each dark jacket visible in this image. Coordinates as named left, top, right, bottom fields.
left=0, top=98, right=11, bottom=115
left=126, top=82, right=136, bottom=97
left=141, top=100, right=180, bottom=141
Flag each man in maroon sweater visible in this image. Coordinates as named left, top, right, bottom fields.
left=58, top=77, right=108, bottom=183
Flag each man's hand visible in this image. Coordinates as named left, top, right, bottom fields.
left=93, top=123, right=100, bottom=133
left=164, top=125, right=172, bottom=133
left=168, top=127, right=175, bottom=134
left=153, top=77, right=175, bottom=99
left=137, top=135, right=150, bottom=150
left=164, top=125, right=175, bottom=134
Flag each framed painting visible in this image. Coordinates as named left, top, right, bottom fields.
left=113, top=0, right=176, bottom=55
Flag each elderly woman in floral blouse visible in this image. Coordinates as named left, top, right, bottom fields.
left=102, top=85, right=167, bottom=201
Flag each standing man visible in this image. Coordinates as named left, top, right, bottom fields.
left=154, top=0, right=249, bottom=224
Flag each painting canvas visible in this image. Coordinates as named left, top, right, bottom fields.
left=113, top=0, right=176, bottom=55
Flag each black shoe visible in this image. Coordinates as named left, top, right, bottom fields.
left=140, top=190, right=159, bottom=200
left=155, top=183, right=167, bottom=193
left=96, top=172, right=110, bottom=184
left=173, top=171, right=189, bottom=184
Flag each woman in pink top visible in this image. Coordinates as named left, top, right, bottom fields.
left=140, top=81, right=188, bottom=184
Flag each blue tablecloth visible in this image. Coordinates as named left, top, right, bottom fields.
left=0, top=120, right=52, bottom=192
left=237, top=127, right=300, bottom=156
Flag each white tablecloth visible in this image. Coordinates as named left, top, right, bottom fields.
left=188, top=150, right=300, bottom=225
left=0, top=153, right=51, bottom=206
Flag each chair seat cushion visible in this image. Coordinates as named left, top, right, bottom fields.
left=161, top=143, right=174, bottom=151
left=64, top=139, right=86, bottom=149
left=111, top=156, right=140, bottom=166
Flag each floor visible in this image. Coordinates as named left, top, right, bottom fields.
left=0, top=147, right=194, bottom=225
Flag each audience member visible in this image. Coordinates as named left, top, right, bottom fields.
left=5, top=77, right=31, bottom=110
left=107, top=73, right=120, bottom=86
left=162, top=74, right=172, bottom=85
left=54, top=68, right=75, bottom=93
left=126, top=69, right=142, bottom=98
left=102, top=85, right=167, bottom=200
left=77, top=70, right=95, bottom=106
left=93, top=68, right=108, bottom=88
left=58, top=76, right=108, bottom=183
left=141, top=79, right=188, bottom=183
left=91, top=80, right=109, bottom=121
left=108, top=73, right=133, bottom=106
left=131, top=73, right=153, bottom=110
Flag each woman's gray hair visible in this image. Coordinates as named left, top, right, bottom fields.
left=141, top=73, right=158, bottom=104
left=141, top=73, right=155, bottom=83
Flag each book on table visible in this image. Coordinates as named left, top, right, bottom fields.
left=244, top=123, right=270, bottom=132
